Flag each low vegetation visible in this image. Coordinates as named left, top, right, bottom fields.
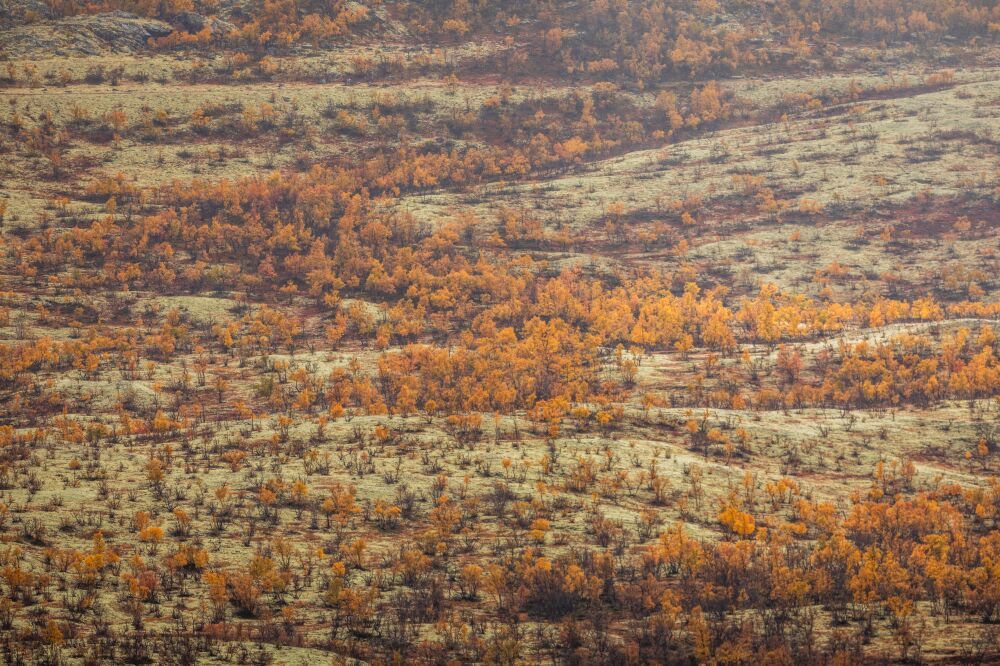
left=0, top=0, right=999, bottom=663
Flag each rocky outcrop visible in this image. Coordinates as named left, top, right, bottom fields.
left=0, top=10, right=173, bottom=57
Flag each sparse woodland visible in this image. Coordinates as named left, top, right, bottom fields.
left=0, top=0, right=999, bottom=664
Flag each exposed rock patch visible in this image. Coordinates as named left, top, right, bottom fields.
left=0, top=10, right=173, bottom=57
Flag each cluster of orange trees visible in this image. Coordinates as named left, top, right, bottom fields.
left=785, top=327, right=1000, bottom=410
left=33, top=0, right=1000, bottom=80
left=399, top=0, right=998, bottom=86
left=4, top=136, right=998, bottom=427
left=8, top=445, right=1000, bottom=663
left=674, top=325, right=1000, bottom=413
left=3, top=120, right=998, bottom=659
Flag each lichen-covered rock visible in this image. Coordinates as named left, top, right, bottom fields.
left=0, top=11, right=173, bottom=57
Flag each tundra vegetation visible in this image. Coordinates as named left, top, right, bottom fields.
left=0, top=0, right=999, bottom=663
